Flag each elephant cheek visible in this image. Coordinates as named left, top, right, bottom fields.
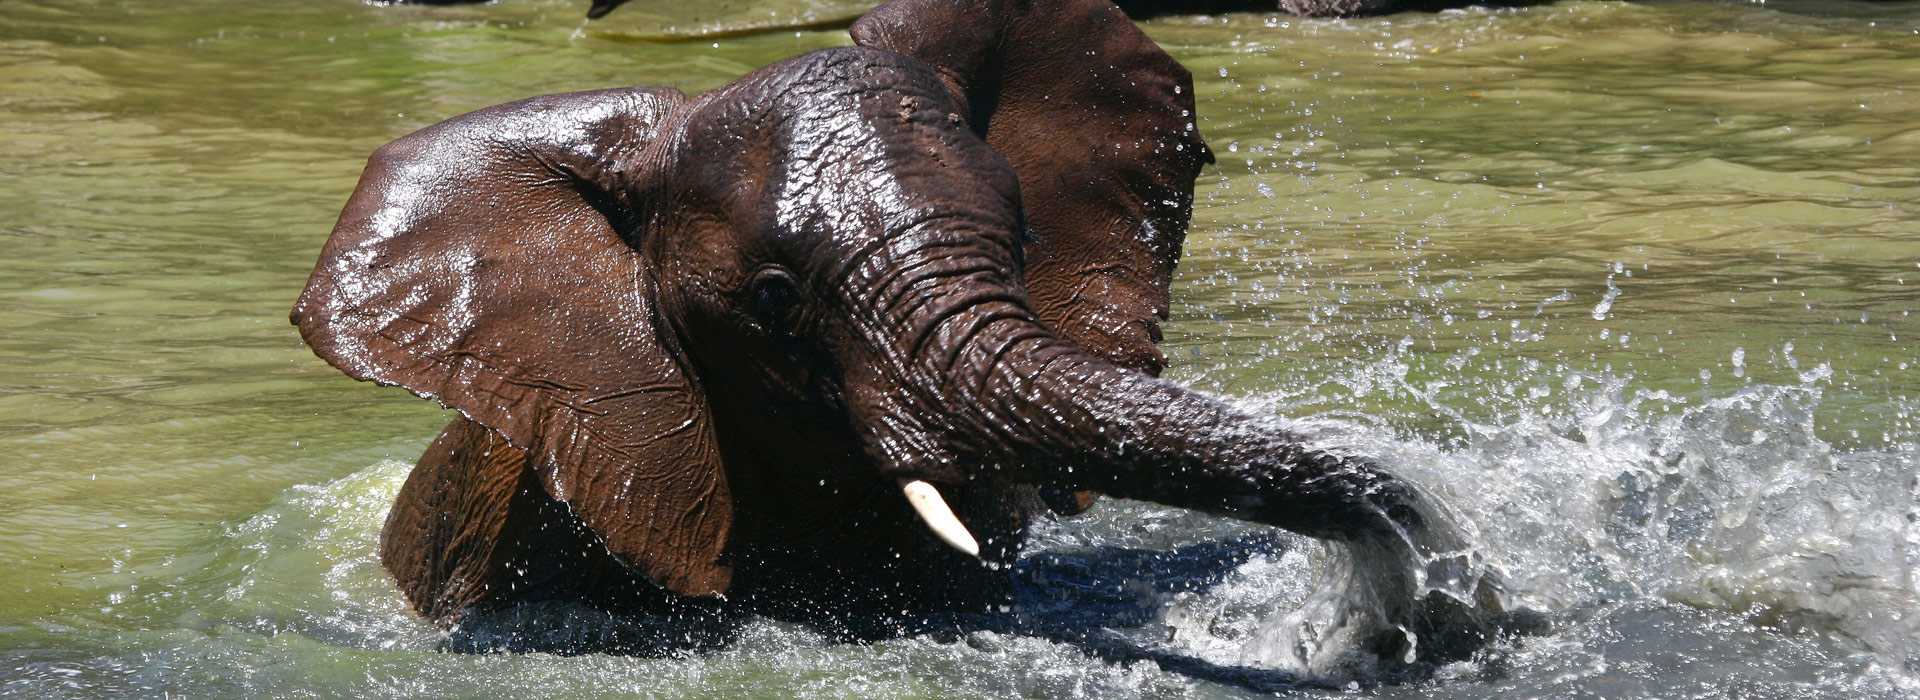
left=843, top=383, right=972, bottom=485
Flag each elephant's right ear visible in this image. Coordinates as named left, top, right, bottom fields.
left=851, top=0, right=1213, bottom=378
left=291, top=87, right=739, bottom=597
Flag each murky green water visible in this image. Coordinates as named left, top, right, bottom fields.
left=2, top=0, right=1915, bottom=696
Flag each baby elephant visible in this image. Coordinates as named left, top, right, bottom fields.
left=294, top=0, right=1511, bottom=679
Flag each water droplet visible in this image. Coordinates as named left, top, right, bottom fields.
left=1592, top=274, right=1621, bottom=320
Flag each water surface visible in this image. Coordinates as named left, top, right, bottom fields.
left=2, top=0, right=1916, bottom=696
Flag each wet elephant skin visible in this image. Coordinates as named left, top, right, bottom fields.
left=293, top=0, right=1507, bottom=672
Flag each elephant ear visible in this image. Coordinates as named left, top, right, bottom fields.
left=851, top=0, right=1213, bottom=377
left=291, top=87, right=738, bottom=597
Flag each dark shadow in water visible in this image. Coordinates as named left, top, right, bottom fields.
left=448, top=532, right=1339, bottom=691
left=985, top=531, right=1346, bottom=692
left=447, top=530, right=1548, bottom=693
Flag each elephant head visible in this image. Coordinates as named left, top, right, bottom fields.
left=294, top=0, right=1506, bottom=669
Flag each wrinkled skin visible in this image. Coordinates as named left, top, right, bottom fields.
left=294, top=0, right=1511, bottom=675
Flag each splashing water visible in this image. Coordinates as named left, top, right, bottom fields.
left=41, top=366, right=1904, bottom=698
left=1165, top=367, right=1918, bottom=695
left=1592, top=272, right=1621, bottom=321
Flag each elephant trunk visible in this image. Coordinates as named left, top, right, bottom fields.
left=973, top=333, right=1428, bottom=546
left=841, top=237, right=1440, bottom=549
left=943, top=318, right=1512, bottom=670
left=841, top=242, right=1512, bottom=667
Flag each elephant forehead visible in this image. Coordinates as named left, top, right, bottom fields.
left=681, top=48, right=959, bottom=141
left=677, top=47, right=1021, bottom=250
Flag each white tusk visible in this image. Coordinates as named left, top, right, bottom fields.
left=899, top=479, right=981, bottom=558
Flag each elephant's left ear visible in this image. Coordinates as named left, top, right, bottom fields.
left=291, top=87, right=740, bottom=598
left=852, top=0, right=1214, bottom=378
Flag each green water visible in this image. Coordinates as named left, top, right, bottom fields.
left=1, top=0, right=1915, bottom=696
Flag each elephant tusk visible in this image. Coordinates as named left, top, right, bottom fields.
left=899, top=479, right=981, bottom=558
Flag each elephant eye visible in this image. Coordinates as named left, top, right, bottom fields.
left=748, top=266, right=803, bottom=333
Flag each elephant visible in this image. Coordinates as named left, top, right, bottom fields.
left=294, top=0, right=1512, bottom=676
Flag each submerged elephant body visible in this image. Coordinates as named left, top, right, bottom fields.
left=385, top=416, right=1023, bottom=640
left=295, top=0, right=1510, bottom=676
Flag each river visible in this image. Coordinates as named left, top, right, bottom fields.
left=1, top=0, right=1915, bottom=696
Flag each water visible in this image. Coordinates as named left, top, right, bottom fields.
left=2, top=0, right=1916, bottom=696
